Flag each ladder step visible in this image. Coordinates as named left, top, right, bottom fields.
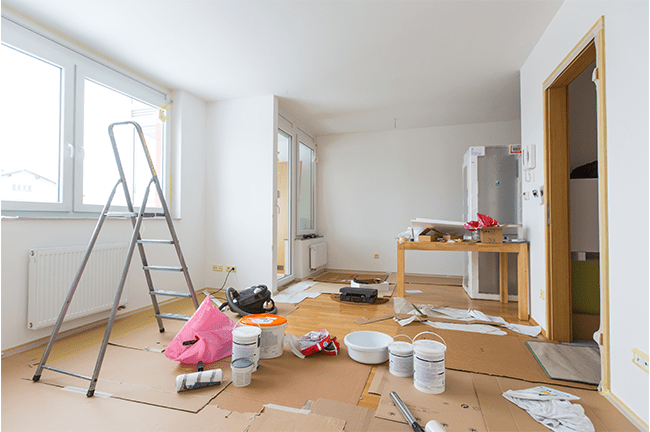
left=41, top=365, right=92, bottom=381
left=105, top=212, right=137, bottom=218
left=105, top=212, right=165, bottom=218
left=137, top=239, right=174, bottom=244
left=144, top=265, right=183, bottom=272
left=150, top=290, right=192, bottom=298
left=156, top=313, right=192, bottom=321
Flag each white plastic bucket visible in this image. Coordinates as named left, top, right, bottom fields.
left=231, top=357, right=254, bottom=387
left=239, top=314, right=287, bottom=359
left=413, top=332, right=447, bottom=394
left=388, top=335, right=414, bottom=377
left=232, top=325, right=261, bottom=371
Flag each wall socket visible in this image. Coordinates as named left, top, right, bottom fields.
left=373, top=254, right=379, bottom=259
left=212, top=265, right=223, bottom=272
left=226, top=266, right=237, bottom=273
left=632, top=348, right=648, bottom=373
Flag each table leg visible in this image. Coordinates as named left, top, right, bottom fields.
left=397, top=244, right=405, bottom=297
left=517, top=245, right=530, bottom=321
left=499, top=252, right=508, bottom=304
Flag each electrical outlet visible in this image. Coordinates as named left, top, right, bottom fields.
left=226, top=266, right=237, bottom=273
left=632, top=348, right=648, bottom=373
left=373, top=254, right=379, bottom=259
left=539, top=289, right=545, bottom=300
left=212, top=265, right=222, bottom=272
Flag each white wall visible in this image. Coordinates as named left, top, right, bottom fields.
left=0, top=90, right=208, bottom=351
left=316, top=120, right=521, bottom=275
left=204, top=95, right=278, bottom=292
left=520, top=0, right=648, bottom=424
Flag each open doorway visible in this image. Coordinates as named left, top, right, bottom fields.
left=543, top=17, right=610, bottom=388
left=568, top=60, right=600, bottom=343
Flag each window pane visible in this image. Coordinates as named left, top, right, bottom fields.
left=298, top=142, right=314, bottom=231
left=83, top=79, right=163, bottom=209
left=1, top=44, right=61, bottom=203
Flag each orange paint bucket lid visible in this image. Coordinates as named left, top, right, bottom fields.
left=240, top=314, right=287, bottom=327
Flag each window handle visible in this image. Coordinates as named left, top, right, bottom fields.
left=67, top=143, right=74, bottom=158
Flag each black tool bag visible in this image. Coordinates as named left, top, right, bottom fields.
left=339, top=287, right=378, bottom=304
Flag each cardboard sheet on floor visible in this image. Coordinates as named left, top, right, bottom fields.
left=108, top=319, right=186, bottom=351
left=29, top=344, right=232, bottom=412
left=375, top=368, right=487, bottom=431
left=370, top=366, right=635, bottom=432
left=249, top=405, right=345, bottom=432
left=396, top=324, right=596, bottom=390
left=310, top=398, right=376, bottom=432
left=210, top=345, right=371, bottom=413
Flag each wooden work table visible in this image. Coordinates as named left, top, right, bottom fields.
left=397, top=240, right=530, bottom=320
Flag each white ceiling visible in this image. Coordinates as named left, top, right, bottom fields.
left=2, top=0, right=563, bottom=136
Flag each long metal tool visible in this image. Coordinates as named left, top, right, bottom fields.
left=32, top=121, right=199, bottom=397
left=390, top=391, right=425, bottom=432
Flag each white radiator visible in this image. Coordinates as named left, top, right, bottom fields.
left=28, top=243, right=129, bottom=330
left=309, top=242, right=328, bottom=270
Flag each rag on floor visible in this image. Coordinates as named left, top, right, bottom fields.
left=502, top=386, right=595, bottom=432
left=393, top=297, right=541, bottom=337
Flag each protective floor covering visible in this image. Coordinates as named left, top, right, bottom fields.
left=526, top=341, right=601, bottom=385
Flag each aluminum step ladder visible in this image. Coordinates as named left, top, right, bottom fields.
left=32, top=121, right=199, bottom=397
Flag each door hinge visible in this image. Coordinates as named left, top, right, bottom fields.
left=547, top=203, right=550, bottom=226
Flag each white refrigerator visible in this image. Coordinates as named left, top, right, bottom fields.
left=462, top=145, right=522, bottom=300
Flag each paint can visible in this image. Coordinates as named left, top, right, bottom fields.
left=413, top=332, right=447, bottom=394
left=232, top=325, right=261, bottom=371
left=239, top=314, right=287, bottom=359
left=388, top=335, right=414, bottom=377
left=230, top=357, right=254, bottom=387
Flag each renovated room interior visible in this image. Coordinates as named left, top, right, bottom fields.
left=1, top=0, right=648, bottom=430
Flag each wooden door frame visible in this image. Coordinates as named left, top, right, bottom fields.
left=543, top=17, right=609, bottom=391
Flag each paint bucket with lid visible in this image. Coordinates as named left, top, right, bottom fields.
left=413, top=332, right=447, bottom=394
left=239, top=314, right=287, bottom=359
left=232, top=325, right=261, bottom=371
left=231, top=357, right=254, bottom=387
left=388, top=335, right=414, bottom=377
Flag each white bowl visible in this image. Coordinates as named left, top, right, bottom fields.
left=343, top=331, right=393, bottom=364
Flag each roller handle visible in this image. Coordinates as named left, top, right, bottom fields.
left=390, top=391, right=425, bottom=432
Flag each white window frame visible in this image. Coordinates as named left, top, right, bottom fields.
left=295, top=131, right=317, bottom=237
left=1, top=12, right=171, bottom=217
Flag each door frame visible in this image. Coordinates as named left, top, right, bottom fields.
left=543, top=17, right=610, bottom=390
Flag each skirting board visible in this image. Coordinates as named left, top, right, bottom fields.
left=605, top=391, right=649, bottom=432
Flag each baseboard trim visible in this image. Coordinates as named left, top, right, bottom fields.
left=604, top=390, right=648, bottom=431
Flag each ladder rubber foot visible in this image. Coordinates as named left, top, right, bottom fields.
left=32, top=375, right=41, bottom=382
left=159, top=328, right=165, bottom=333
left=87, top=389, right=95, bottom=398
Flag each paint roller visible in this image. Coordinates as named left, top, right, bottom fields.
left=390, top=391, right=446, bottom=432
left=175, top=360, right=224, bottom=392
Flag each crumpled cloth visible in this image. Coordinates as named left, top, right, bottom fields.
left=502, top=386, right=595, bottom=432
left=393, top=297, right=541, bottom=337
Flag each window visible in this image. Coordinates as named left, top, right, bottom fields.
left=297, top=141, right=316, bottom=234
left=1, top=13, right=171, bottom=216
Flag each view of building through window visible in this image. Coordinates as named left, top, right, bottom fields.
left=1, top=42, right=164, bottom=210
left=1, top=44, right=61, bottom=203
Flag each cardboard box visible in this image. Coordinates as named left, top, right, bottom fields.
left=417, top=227, right=441, bottom=242
left=479, top=225, right=505, bottom=244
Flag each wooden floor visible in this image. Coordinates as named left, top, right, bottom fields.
left=2, top=274, right=541, bottom=430
left=275, top=279, right=538, bottom=410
